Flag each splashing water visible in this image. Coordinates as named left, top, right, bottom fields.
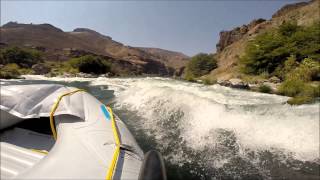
left=103, top=77, right=319, bottom=179
left=16, top=76, right=320, bottom=179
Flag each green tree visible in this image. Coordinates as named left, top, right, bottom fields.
left=0, top=46, right=42, bottom=68
left=278, top=21, right=300, bottom=36
left=241, top=22, right=320, bottom=75
left=69, top=55, right=111, bottom=74
left=185, top=53, right=217, bottom=79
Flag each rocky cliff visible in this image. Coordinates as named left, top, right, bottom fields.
left=0, top=22, right=189, bottom=76
left=210, top=0, right=319, bottom=80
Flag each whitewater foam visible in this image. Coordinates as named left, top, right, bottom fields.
left=22, top=75, right=93, bottom=82
left=108, top=78, right=319, bottom=163
left=19, top=76, right=320, bottom=163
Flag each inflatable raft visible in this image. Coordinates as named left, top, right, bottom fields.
left=0, top=84, right=166, bottom=180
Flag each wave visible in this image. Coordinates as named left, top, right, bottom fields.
left=108, top=77, right=319, bottom=178
left=19, top=75, right=320, bottom=163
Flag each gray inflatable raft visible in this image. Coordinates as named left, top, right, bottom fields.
left=0, top=84, right=155, bottom=179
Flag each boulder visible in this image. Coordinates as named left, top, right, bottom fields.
left=269, top=76, right=281, bottom=83
left=76, top=72, right=97, bottom=78
left=217, top=78, right=249, bottom=89
left=99, top=72, right=112, bottom=78
left=31, top=63, right=51, bottom=75
left=217, top=79, right=231, bottom=87
left=229, top=78, right=249, bottom=89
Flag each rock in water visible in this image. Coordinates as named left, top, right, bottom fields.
left=32, top=63, right=51, bottom=75
left=229, top=78, right=249, bottom=89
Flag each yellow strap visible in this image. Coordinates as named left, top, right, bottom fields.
left=50, top=89, right=85, bottom=140
left=50, top=90, right=120, bottom=180
left=105, top=106, right=121, bottom=180
left=30, top=149, right=49, bottom=155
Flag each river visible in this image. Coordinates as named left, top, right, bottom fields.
left=1, top=75, right=319, bottom=180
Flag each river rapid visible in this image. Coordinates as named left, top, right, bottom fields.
left=2, top=75, right=319, bottom=180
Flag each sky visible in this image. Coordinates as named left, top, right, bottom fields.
left=1, top=0, right=304, bottom=56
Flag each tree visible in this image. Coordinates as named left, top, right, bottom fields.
left=69, top=55, right=111, bottom=74
left=185, top=53, right=217, bottom=78
left=0, top=46, right=42, bottom=68
left=240, top=22, right=320, bottom=75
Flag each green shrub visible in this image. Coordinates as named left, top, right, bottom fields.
left=203, top=77, right=216, bottom=85
left=18, top=68, right=34, bottom=75
left=184, top=74, right=195, bottom=82
left=259, top=84, right=272, bottom=93
left=279, top=79, right=319, bottom=98
left=185, top=53, right=217, bottom=78
left=0, top=63, right=21, bottom=79
left=287, top=96, right=313, bottom=105
left=278, top=78, right=305, bottom=97
left=0, top=46, right=42, bottom=68
left=278, top=21, right=300, bottom=36
left=69, top=55, right=111, bottom=74
left=300, top=84, right=320, bottom=98
left=286, top=58, right=320, bottom=81
left=241, top=22, right=320, bottom=75
left=274, top=55, right=298, bottom=80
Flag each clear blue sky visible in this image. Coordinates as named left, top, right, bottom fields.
left=1, top=0, right=304, bottom=56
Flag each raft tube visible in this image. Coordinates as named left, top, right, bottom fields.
left=0, top=84, right=166, bottom=180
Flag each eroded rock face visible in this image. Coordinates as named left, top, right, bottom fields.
left=142, top=59, right=174, bottom=76
left=272, top=2, right=309, bottom=18
left=216, top=19, right=266, bottom=52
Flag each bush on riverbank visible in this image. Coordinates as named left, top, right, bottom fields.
left=277, top=57, right=320, bottom=104
left=68, top=55, right=111, bottom=74
left=184, top=53, right=217, bottom=80
left=278, top=79, right=319, bottom=105
left=240, top=22, right=320, bottom=104
left=0, top=46, right=42, bottom=68
left=287, top=96, right=313, bottom=105
left=240, top=22, right=320, bottom=76
left=0, top=63, right=21, bottom=79
left=259, top=84, right=272, bottom=93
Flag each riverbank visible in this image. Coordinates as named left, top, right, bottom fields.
left=192, top=75, right=320, bottom=105
left=3, top=73, right=319, bottom=106
left=0, top=73, right=316, bottom=105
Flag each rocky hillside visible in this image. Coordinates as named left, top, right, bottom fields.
left=137, top=47, right=189, bottom=68
left=0, top=22, right=189, bottom=76
left=210, top=0, right=319, bottom=80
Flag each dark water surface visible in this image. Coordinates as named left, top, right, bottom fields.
left=2, top=78, right=319, bottom=180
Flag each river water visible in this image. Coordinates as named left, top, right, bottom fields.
left=2, top=76, right=319, bottom=180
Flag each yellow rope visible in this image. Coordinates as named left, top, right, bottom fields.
left=50, top=89, right=85, bottom=140
left=30, top=149, right=49, bottom=155
left=50, top=90, right=121, bottom=179
left=105, top=106, right=121, bottom=180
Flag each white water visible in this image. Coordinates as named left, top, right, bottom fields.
left=21, top=75, right=320, bottom=177
left=95, top=78, right=318, bottom=159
